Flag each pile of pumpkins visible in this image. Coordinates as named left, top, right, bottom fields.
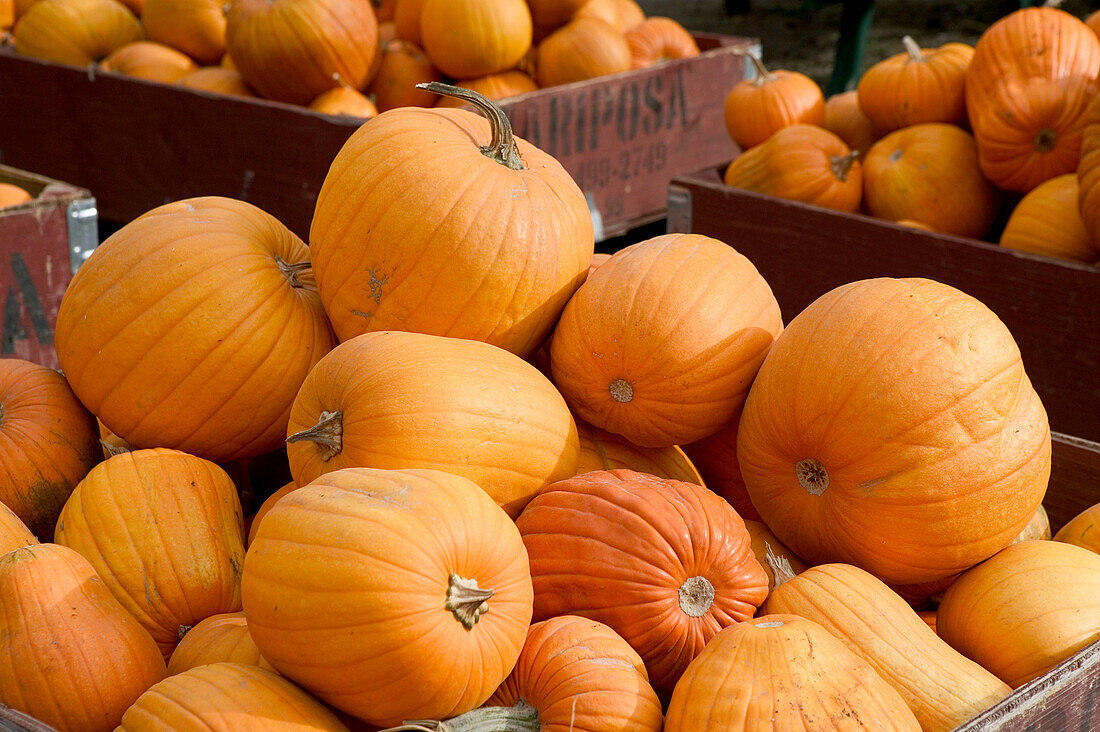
left=1, top=63, right=1100, bottom=730
left=722, top=4, right=1100, bottom=266
left=1, top=0, right=700, bottom=118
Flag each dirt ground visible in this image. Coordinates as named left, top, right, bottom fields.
left=636, top=0, right=1096, bottom=90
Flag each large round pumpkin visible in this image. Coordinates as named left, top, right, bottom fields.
left=54, top=448, right=246, bottom=661
left=13, top=0, right=144, bottom=65
left=419, top=0, right=531, bottom=79
left=310, top=85, right=592, bottom=358
left=141, top=0, right=227, bottom=65
left=55, top=197, right=334, bottom=463
left=1000, top=173, right=1095, bottom=262
left=550, top=233, right=782, bottom=448
left=225, top=0, right=378, bottom=105
left=536, top=16, right=632, bottom=87
left=0, top=543, right=166, bottom=732
left=0, top=359, right=100, bottom=541
left=737, top=278, right=1051, bottom=586
left=516, top=469, right=769, bottom=691
left=285, top=330, right=578, bottom=518
left=243, top=467, right=533, bottom=726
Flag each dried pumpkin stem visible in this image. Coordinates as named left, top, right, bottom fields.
left=1034, top=128, right=1058, bottom=153
left=445, top=573, right=494, bottom=630
left=177, top=624, right=193, bottom=641
left=608, top=378, right=634, bottom=403
left=285, top=410, right=343, bottom=461
left=378, top=701, right=540, bottom=732
left=678, top=575, right=715, bottom=617
left=795, top=458, right=829, bottom=495
left=765, top=542, right=797, bottom=587
left=416, top=82, right=526, bottom=171
left=742, top=51, right=775, bottom=85
left=901, top=35, right=923, bottom=63
left=273, top=256, right=312, bottom=288
left=830, top=151, right=859, bottom=182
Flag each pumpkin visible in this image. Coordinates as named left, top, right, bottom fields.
left=310, top=84, right=592, bottom=358
left=433, top=70, right=538, bottom=107
left=744, top=519, right=806, bottom=594
left=1054, top=501, right=1100, bottom=553
left=0, top=359, right=100, bottom=541
left=393, top=0, right=426, bottom=44
left=737, top=277, right=1051, bottom=586
left=99, top=40, right=199, bottom=82
left=54, top=448, right=246, bottom=660
left=624, top=16, right=699, bottom=69
left=862, top=123, right=999, bottom=238
left=367, top=20, right=395, bottom=81
left=0, top=182, right=32, bottom=207
left=245, top=482, right=298, bottom=547
left=723, top=123, right=863, bottom=213
left=573, top=0, right=643, bottom=32
left=723, top=52, right=825, bottom=149
left=1076, top=91, right=1100, bottom=246
left=0, top=544, right=166, bottom=732
left=938, top=540, right=1100, bottom=687
left=856, top=36, right=973, bottom=132
left=366, top=39, right=442, bottom=111
left=0, top=0, right=11, bottom=30
left=243, top=467, right=533, bottom=726
left=1017, top=503, right=1052, bottom=542
left=419, top=0, right=531, bottom=79
left=516, top=469, right=769, bottom=691
left=220, top=49, right=235, bottom=68
left=550, top=233, right=782, bottom=448
left=309, top=87, right=378, bottom=118
left=167, top=612, right=271, bottom=674
left=370, top=0, right=395, bottom=21
left=140, top=0, right=226, bottom=64
left=919, top=609, right=938, bottom=633
left=177, top=66, right=255, bottom=95
left=574, top=418, right=703, bottom=484
left=13, top=0, right=144, bottom=65
left=118, top=663, right=349, bottom=731
left=285, top=330, right=578, bottom=518
left=823, top=90, right=882, bottom=156
left=680, top=408, right=762, bottom=522
left=665, top=615, right=921, bottom=731
left=55, top=197, right=334, bottom=463
left=1089, top=9, right=1100, bottom=39
left=0, top=502, right=36, bottom=555
left=764, top=559, right=1012, bottom=731
left=225, top=0, right=378, bottom=106
left=525, top=0, right=586, bottom=29
left=536, top=16, right=632, bottom=87
left=10, top=0, right=35, bottom=21
left=896, top=218, right=936, bottom=231
left=965, top=7, right=1100, bottom=192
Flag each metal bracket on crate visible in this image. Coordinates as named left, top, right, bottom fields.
left=66, top=198, right=98, bottom=275
left=586, top=192, right=605, bottom=243
left=666, top=185, right=693, bottom=235
left=745, top=43, right=764, bottom=80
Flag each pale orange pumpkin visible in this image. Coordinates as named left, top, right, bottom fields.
left=536, top=16, right=632, bottom=87
left=823, top=90, right=883, bottom=156
left=857, top=36, right=973, bottom=132
left=366, top=38, right=442, bottom=111
left=419, top=0, right=531, bottom=79
left=550, top=233, right=783, bottom=448
left=573, top=0, right=644, bottom=33
left=624, top=16, right=699, bottom=69
left=1000, top=173, right=1095, bottom=262
left=0, top=502, right=37, bottom=554
left=141, top=0, right=227, bottom=65
left=99, top=40, right=199, bottom=82
left=167, top=612, right=272, bottom=674
left=573, top=418, right=703, bottom=483
left=723, top=53, right=825, bottom=149
left=738, top=278, right=1051, bottom=586
left=14, top=0, right=145, bottom=65
left=177, top=66, right=255, bottom=96
left=0, top=183, right=32, bottom=208
left=309, top=87, right=378, bottom=118
left=1054, top=501, right=1100, bottom=554
left=433, top=70, right=538, bottom=107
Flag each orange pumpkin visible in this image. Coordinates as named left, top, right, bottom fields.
left=55, top=197, right=334, bottom=463
left=419, top=0, right=531, bottom=79
left=118, top=663, right=349, bottom=731
left=0, top=502, right=37, bottom=554
left=573, top=0, right=644, bottom=32
left=526, top=0, right=586, bottom=29
left=536, top=16, right=632, bottom=87
left=723, top=123, right=863, bottom=213
left=857, top=36, right=973, bottom=132
left=433, top=70, right=538, bottom=107
left=140, top=0, right=226, bottom=64
left=744, top=519, right=807, bottom=595
left=245, top=482, right=297, bottom=547
left=738, top=278, right=1051, bottom=586
left=370, top=0, right=395, bottom=21
left=723, top=53, right=825, bottom=149
left=1000, top=173, right=1095, bottom=262
left=310, top=85, right=592, bottom=358
left=517, top=469, right=769, bottom=691
left=624, top=16, right=699, bottom=69
left=99, top=40, right=199, bottom=82
left=862, top=123, right=1000, bottom=239
left=919, top=609, right=938, bottom=632
left=167, top=612, right=271, bottom=674
left=574, top=418, right=703, bottom=483
left=0, top=182, right=32, bottom=208
left=550, top=233, right=783, bottom=448
left=680, top=410, right=762, bottom=523
left=1, top=0, right=11, bottom=30
left=1077, top=91, right=1100, bottom=246
left=285, top=331, right=578, bottom=518
left=177, top=66, right=255, bottom=95
left=366, top=38, right=442, bottom=111
left=966, top=6, right=1100, bottom=192
left=225, top=0, right=378, bottom=106
left=1054, top=501, right=1100, bottom=554
left=938, top=540, right=1100, bottom=687
left=13, top=0, right=145, bottom=65
left=0, top=359, right=100, bottom=541
left=308, top=87, right=378, bottom=118
left=11, top=0, right=36, bottom=21
left=665, top=615, right=921, bottom=731
left=0, top=544, right=166, bottom=732
left=1088, top=9, right=1100, bottom=39
left=392, top=0, right=426, bottom=44
left=243, top=467, right=533, bottom=726
left=823, top=90, right=883, bottom=156
left=55, top=448, right=246, bottom=660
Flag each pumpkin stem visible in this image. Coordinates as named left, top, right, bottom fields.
left=377, top=701, right=540, bottom=732
left=901, top=35, right=924, bottom=63
left=743, top=51, right=775, bottom=85
left=285, top=410, right=343, bottom=461
left=177, top=624, right=193, bottom=641
left=446, top=573, right=494, bottom=631
left=829, top=151, right=859, bottom=182
left=678, top=575, right=715, bottom=617
left=416, top=82, right=526, bottom=171
left=1042, top=0, right=1064, bottom=7
left=765, top=542, right=797, bottom=587
left=756, top=620, right=785, bottom=628
left=0, top=703, right=62, bottom=732
left=795, top=458, right=829, bottom=495
left=608, top=378, right=634, bottom=403
left=1033, top=128, right=1058, bottom=153
left=274, top=256, right=312, bottom=288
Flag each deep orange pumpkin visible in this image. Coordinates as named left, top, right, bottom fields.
left=536, top=16, right=632, bottom=87
left=517, top=469, right=769, bottom=691
left=737, top=278, right=1051, bottom=586
left=370, top=0, right=395, bottom=21
left=723, top=53, right=825, bottom=149
left=0, top=502, right=37, bottom=555
left=1077, top=91, right=1100, bottom=246
left=366, top=38, right=442, bottom=111
left=526, top=0, right=586, bottom=29
left=141, top=0, right=227, bottom=65
left=419, top=0, right=531, bottom=79
left=0, top=359, right=100, bottom=541
left=624, top=16, right=699, bottom=68
left=680, top=408, right=763, bottom=522
left=823, top=90, right=883, bottom=156
left=13, top=0, right=145, bottom=65
left=99, top=40, right=199, bottom=82
left=55, top=197, right=335, bottom=463
left=857, top=36, right=973, bottom=132
left=1000, top=173, right=1095, bottom=262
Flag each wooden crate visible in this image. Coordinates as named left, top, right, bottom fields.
left=0, top=33, right=755, bottom=242
left=0, top=165, right=96, bottom=369
left=667, top=169, right=1100, bottom=444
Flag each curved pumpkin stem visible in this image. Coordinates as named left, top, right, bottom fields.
left=901, top=36, right=923, bottom=63
left=830, top=150, right=859, bottom=182
left=742, top=51, right=775, bottom=85
left=285, top=410, right=343, bottom=461
left=376, top=701, right=540, bottom=732
left=765, top=542, right=797, bottom=587
left=416, top=82, right=526, bottom=171
left=274, top=256, right=313, bottom=288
